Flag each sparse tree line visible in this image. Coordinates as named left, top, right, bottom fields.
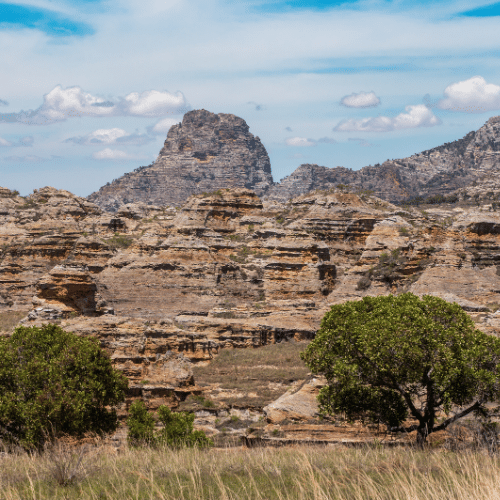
left=2, top=293, right=500, bottom=451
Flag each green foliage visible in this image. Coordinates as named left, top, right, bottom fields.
left=302, top=293, right=500, bottom=444
left=127, top=400, right=155, bottom=446
left=127, top=401, right=212, bottom=448
left=0, top=324, right=128, bottom=450
left=102, top=233, right=134, bottom=249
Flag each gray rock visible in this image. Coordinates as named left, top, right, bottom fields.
left=88, top=109, right=274, bottom=211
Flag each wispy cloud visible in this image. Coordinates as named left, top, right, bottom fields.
left=286, top=136, right=336, bottom=146
left=4, top=154, right=47, bottom=162
left=0, top=99, right=8, bottom=106
left=65, top=128, right=153, bottom=146
left=437, top=76, right=500, bottom=113
left=0, top=135, right=34, bottom=147
left=247, top=101, right=265, bottom=111
left=334, top=104, right=440, bottom=132
left=0, top=86, right=189, bottom=126
left=92, top=148, right=144, bottom=160
left=0, top=3, right=94, bottom=37
left=340, top=91, right=381, bottom=108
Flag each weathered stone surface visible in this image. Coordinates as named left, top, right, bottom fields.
left=269, top=116, right=500, bottom=203
left=5, top=184, right=500, bottom=424
left=264, top=377, right=324, bottom=423
left=88, top=110, right=274, bottom=211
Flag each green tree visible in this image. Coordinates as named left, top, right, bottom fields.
left=127, top=400, right=212, bottom=448
left=0, top=324, right=128, bottom=450
left=301, top=293, right=500, bottom=445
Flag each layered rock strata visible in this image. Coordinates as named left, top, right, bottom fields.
left=88, top=109, right=274, bottom=211
left=5, top=185, right=500, bottom=418
left=269, top=116, right=500, bottom=203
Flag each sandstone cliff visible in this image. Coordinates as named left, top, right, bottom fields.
left=88, top=109, right=274, bottom=211
left=4, top=185, right=500, bottom=444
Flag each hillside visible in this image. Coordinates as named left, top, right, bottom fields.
left=3, top=184, right=500, bottom=444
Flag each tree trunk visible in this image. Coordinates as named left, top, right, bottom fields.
left=416, top=425, right=429, bottom=447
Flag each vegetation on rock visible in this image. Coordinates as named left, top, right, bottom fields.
left=302, top=293, right=500, bottom=445
left=0, top=324, right=128, bottom=450
left=127, top=400, right=212, bottom=448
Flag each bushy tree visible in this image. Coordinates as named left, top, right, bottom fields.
left=0, top=324, right=128, bottom=450
left=127, top=400, right=212, bottom=448
left=301, top=293, right=500, bottom=445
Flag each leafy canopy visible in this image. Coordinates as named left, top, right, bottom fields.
left=0, top=324, right=128, bottom=450
left=301, top=293, right=500, bottom=444
left=127, top=400, right=212, bottom=448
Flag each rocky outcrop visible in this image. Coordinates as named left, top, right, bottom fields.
left=5, top=184, right=500, bottom=424
left=88, top=109, right=274, bottom=211
left=269, top=116, right=500, bottom=203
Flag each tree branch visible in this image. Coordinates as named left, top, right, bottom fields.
left=434, top=401, right=482, bottom=432
left=389, top=424, right=419, bottom=433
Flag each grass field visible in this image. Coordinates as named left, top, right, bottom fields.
left=1, top=443, right=499, bottom=500
left=190, top=341, right=310, bottom=408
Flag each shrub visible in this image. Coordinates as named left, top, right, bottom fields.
left=0, top=324, right=128, bottom=450
left=127, top=401, right=212, bottom=448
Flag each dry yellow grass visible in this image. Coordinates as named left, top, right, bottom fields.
left=1, top=443, right=499, bottom=500
left=191, top=341, right=310, bottom=407
left=0, top=311, right=28, bottom=333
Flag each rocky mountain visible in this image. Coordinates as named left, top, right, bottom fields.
left=88, top=109, right=274, bottom=211
left=269, top=116, right=500, bottom=203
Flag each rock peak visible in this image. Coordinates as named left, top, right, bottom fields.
left=88, top=109, right=274, bottom=211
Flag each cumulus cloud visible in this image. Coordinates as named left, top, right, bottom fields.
left=148, top=118, right=179, bottom=135
left=437, top=76, right=500, bottom=113
left=66, top=128, right=153, bottom=146
left=333, top=104, right=440, bottom=132
left=340, top=91, right=381, bottom=108
left=286, top=137, right=316, bottom=147
left=0, top=137, right=13, bottom=147
left=0, top=86, right=189, bottom=125
left=92, top=148, right=131, bottom=160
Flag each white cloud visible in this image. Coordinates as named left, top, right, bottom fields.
left=92, top=148, right=130, bottom=160
left=0, top=137, right=13, bottom=147
left=0, top=86, right=189, bottom=125
left=122, top=90, right=187, bottom=117
left=437, top=76, right=500, bottom=113
left=340, top=91, right=380, bottom=108
left=66, top=128, right=153, bottom=146
left=149, top=118, right=179, bottom=135
left=334, top=104, right=441, bottom=132
left=286, top=137, right=316, bottom=147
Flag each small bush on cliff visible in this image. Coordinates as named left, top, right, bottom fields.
left=302, top=293, right=500, bottom=446
left=127, top=400, right=212, bottom=448
left=0, top=324, right=128, bottom=450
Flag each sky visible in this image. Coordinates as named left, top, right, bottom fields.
left=2, top=0, right=500, bottom=196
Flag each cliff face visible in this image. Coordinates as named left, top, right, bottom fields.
left=88, top=109, right=274, bottom=211
left=5, top=185, right=500, bottom=443
left=269, top=116, right=500, bottom=202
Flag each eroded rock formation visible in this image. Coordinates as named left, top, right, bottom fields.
left=88, top=109, right=274, bottom=211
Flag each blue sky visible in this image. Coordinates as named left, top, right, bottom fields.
left=2, top=0, right=500, bottom=196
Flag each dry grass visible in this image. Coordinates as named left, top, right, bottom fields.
left=191, top=341, right=310, bottom=407
left=1, top=443, right=500, bottom=499
left=0, top=311, right=28, bottom=333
